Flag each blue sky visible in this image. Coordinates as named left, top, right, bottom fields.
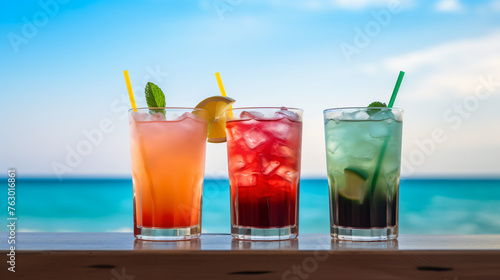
left=1, top=0, right=500, bottom=178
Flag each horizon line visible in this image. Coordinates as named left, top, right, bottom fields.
left=2, top=175, right=500, bottom=181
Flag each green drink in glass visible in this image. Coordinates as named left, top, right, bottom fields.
left=324, top=107, right=403, bottom=241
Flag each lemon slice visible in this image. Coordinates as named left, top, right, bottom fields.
left=195, top=96, right=235, bottom=143
left=339, top=167, right=368, bottom=204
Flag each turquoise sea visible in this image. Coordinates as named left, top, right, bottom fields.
left=1, top=178, right=499, bottom=234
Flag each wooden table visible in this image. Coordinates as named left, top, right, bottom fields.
left=1, top=233, right=500, bottom=279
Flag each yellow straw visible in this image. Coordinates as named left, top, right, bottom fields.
left=215, top=72, right=233, bottom=117
left=123, top=70, right=137, bottom=112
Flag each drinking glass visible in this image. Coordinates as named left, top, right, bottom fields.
left=324, top=107, right=403, bottom=241
left=225, top=107, right=303, bottom=240
left=129, top=107, right=207, bottom=240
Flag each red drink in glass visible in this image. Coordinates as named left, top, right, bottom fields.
left=226, top=107, right=302, bottom=240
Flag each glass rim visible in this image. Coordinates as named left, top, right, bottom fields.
left=128, top=107, right=204, bottom=113
left=227, top=107, right=303, bottom=112
left=323, top=107, right=403, bottom=113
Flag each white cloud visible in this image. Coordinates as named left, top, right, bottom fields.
left=329, top=0, right=415, bottom=10
left=330, top=0, right=390, bottom=10
left=381, top=31, right=500, bottom=99
left=368, top=31, right=500, bottom=177
left=434, top=0, right=464, bottom=13
left=245, top=0, right=415, bottom=11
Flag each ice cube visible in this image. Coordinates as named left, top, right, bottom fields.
left=342, top=110, right=369, bottom=120
left=234, top=173, right=257, bottom=187
left=325, top=122, right=344, bottom=141
left=229, top=154, right=246, bottom=172
left=325, top=120, right=339, bottom=132
left=244, top=152, right=258, bottom=166
left=240, top=111, right=265, bottom=120
left=393, top=112, right=403, bottom=122
left=340, top=111, right=356, bottom=120
left=369, top=123, right=391, bottom=138
left=260, top=156, right=280, bottom=175
left=273, top=107, right=299, bottom=121
left=264, top=121, right=291, bottom=140
left=326, top=142, right=339, bottom=154
left=243, top=127, right=269, bottom=149
left=131, top=112, right=150, bottom=122
left=175, top=112, right=197, bottom=121
left=325, top=111, right=343, bottom=123
left=270, top=142, right=295, bottom=158
left=382, top=151, right=401, bottom=173
left=275, top=167, right=298, bottom=183
left=148, top=112, right=166, bottom=121
left=228, top=126, right=243, bottom=141
left=266, top=175, right=288, bottom=188
left=347, top=141, right=378, bottom=160
left=354, top=111, right=370, bottom=120
left=370, top=110, right=395, bottom=121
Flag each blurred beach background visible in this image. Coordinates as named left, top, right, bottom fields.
left=1, top=0, right=499, bottom=233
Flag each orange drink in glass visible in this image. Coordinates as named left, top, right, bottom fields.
left=129, top=108, right=207, bottom=240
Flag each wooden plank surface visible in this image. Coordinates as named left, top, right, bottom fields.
left=1, top=233, right=500, bottom=279
left=3, top=233, right=500, bottom=251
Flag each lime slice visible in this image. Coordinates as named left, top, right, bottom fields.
left=339, top=167, right=368, bottom=204
left=195, top=96, right=235, bottom=143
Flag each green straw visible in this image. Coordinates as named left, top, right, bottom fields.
left=388, top=71, right=405, bottom=108
left=370, top=71, right=405, bottom=197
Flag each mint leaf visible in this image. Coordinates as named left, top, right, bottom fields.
left=368, top=102, right=387, bottom=108
left=145, top=82, right=166, bottom=108
left=367, top=101, right=387, bottom=115
left=145, top=82, right=166, bottom=117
